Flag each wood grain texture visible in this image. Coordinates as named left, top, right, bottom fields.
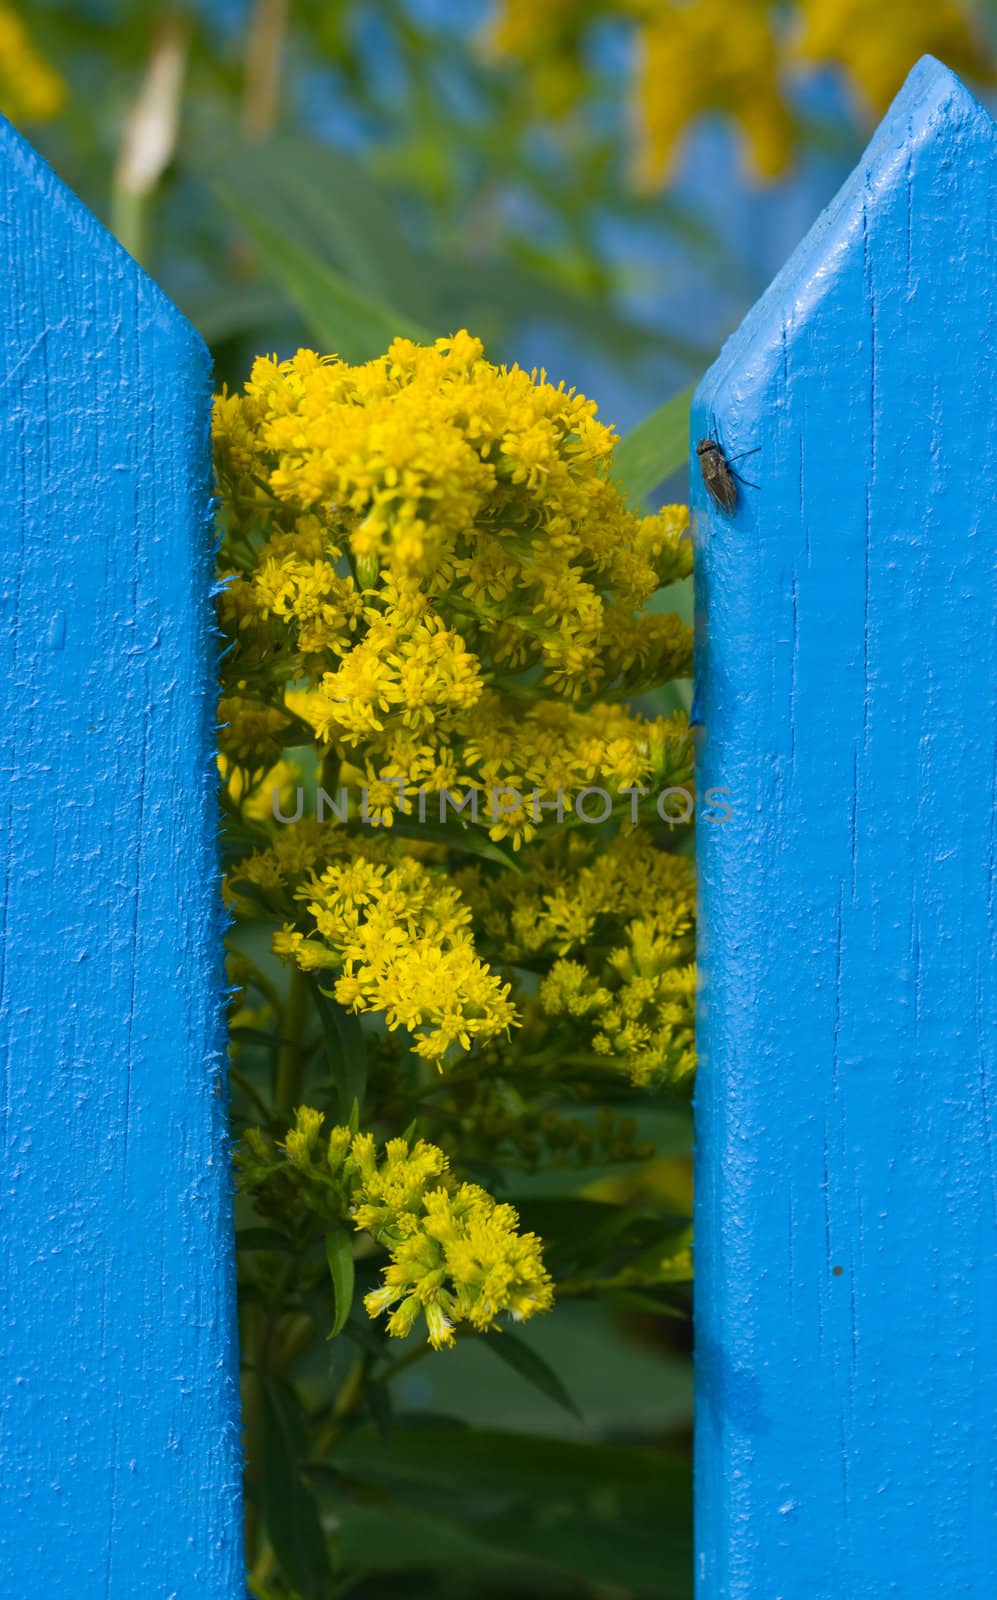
left=0, top=120, right=243, bottom=1591
left=693, top=56, right=997, bottom=1597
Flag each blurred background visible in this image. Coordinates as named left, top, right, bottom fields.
left=9, top=6, right=997, bottom=1593
left=7, top=0, right=997, bottom=448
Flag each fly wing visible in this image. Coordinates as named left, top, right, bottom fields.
left=700, top=452, right=738, bottom=512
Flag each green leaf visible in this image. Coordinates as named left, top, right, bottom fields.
left=613, top=386, right=694, bottom=506
left=334, top=1503, right=499, bottom=1573
left=326, top=1420, right=686, bottom=1507
left=325, top=1227, right=356, bottom=1339
left=202, top=136, right=439, bottom=327
left=322, top=1423, right=692, bottom=1596
left=605, top=1287, right=688, bottom=1318
left=511, top=1196, right=659, bottom=1276
left=429, top=257, right=710, bottom=370
left=478, top=1503, right=691, bottom=1596
left=365, top=1375, right=394, bottom=1441
left=183, top=284, right=289, bottom=348
left=310, top=980, right=367, bottom=1122
left=260, top=1379, right=332, bottom=1598
left=478, top=1329, right=582, bottom=1421
left=387, top=814, right=522, bottom=872
left=215, top=185, right=429, bottom=363
left=199, top=137, right=708, bottom=375
left=228, top=1026, right=296, bottom=1050
left=625, top=1234, right=694, bottom=1284
left=225, top=878, right=281, bottom=917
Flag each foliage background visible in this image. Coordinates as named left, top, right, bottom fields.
left=9, top=3, right=997, bottom=1597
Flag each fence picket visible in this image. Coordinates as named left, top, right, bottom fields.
left=0, top=120, right=242, bottom=1591
left=693, top=55, right=997, bottom=1596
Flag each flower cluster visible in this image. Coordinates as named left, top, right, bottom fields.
left=273, top=852, right=517, bottom=1065
left=230, top=817, right=696, bottom=1082
left=242, top=1110, right=554, bottom=1349
left=231, top=822, right=515, bottom=1065
left=489, top=0, right=993, bottom=183
left=349, top=1130, right=554, bottom=1347
left=220, top=331, right=698, bottom=1417
left=460, top=831, right=696, bottom=1086
left=0, top=5, right=65, bottom=124
left=449, top=1091, right=655, bottom=1173
left=540, top=947, right=696, bottom=1089
left=214, top=331, right=692, bottom=848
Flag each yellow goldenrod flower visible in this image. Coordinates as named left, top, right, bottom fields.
left=283, top=1104, right=326, bottom=1166
left=218, top=695, right=289, bottom=769
left=348, top=1137, right=554, bottom=1347
left=297, top=854, right=518, bottom=1065
left=467, top=831, right=696, bottom=1085
left=214, top=331, right=693, bottom=853
left=242, top=1115, right=554, bottom=1348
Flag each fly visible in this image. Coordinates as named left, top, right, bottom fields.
left=696, top=423, right=759, bottom=513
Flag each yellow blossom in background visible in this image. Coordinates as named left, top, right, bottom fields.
left=488, top=0, right=995, bottom=183
left=487, top=0, right=592, bottom=114
left=0, top=5, right=65, bottom=123
left=542, top=951, right=696, bottom=1088
left=634, top=0, right=791, bottom=184
left=793, top=0, right=990, bottom=114
left=235, top=817, right=338, bottom=893
left=217, top=751, right=302, bottom=824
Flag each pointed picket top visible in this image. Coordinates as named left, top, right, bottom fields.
left=0, top=119, right=242, bottom=1591
left=694, top=58, right=997, bottom=1597
left=703, top=56, right=994, bottom=414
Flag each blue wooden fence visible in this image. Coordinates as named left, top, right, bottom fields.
left=0, top=119, right=242, bottom=1590
left=2, top=46, right=996, bottom=1600
left=695, top=54, right=997, bottom=1597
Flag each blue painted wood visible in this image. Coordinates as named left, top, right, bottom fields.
left=693, top=56, right=997, bottom=1598
left=0, top=121, right=242, bottom=1590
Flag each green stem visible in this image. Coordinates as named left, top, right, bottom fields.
left=109, top=186, right=149, bottom=265
left=241, top=0, right=288, bottom=138
left=320, top=749, right=341, bottom=798
left=274, top=1311, right=319, bottom=1371
left=228, top=1067, right=274, bottom=1126
left=241, top=1302, right=269, bottom=1567
left=247, top=1544, right=276, bottom=1594
left=275, top=964, right=309, bottom=1117
left=110, top=13, right=190, bottom=266
left=242, top=968, right=311, bottom=1563
left=242, top=1248, right=305, bottom=1567
left=311, top=1352, right=369, bottom=1461
left=376, top=1339, right=435, bottom=1387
